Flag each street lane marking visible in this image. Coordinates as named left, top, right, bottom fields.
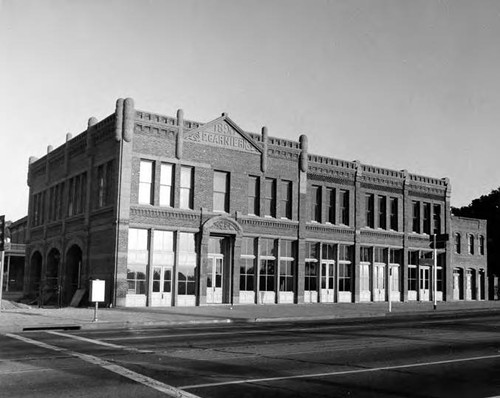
left=178, top=353, right=500, bottom=390
left=6, top=333, right=200, bottom=398
left=46, top=331, right=154, bottom=354
left=101, top=329, right=274, bottom=341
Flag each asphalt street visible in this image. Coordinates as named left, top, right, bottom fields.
left=1, top=313, right=499, bottom=397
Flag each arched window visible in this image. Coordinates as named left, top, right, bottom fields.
left=479, top=235, right=485, bottom=255
left=468, top=234, right=475, bottom=255
left=454, top=233, right=461, bottom=254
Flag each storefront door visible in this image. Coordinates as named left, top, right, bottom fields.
left=373, top=263, right=385, bottom=301
left=207, top=255, right=223, bottom=304
left=419, top=267, right=430, bottom=301
left=151, top=266, right=172, bottom=306
left=320, top=261, right=335, bottom=303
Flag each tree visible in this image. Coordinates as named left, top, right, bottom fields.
left=452, top=187, right=500, bottom=278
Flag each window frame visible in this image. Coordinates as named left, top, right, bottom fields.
left=213, top=170, right=230, bottom=213
left=138, top=159, right=154, bottom=205
left=180, top=166, right=194, bottom=210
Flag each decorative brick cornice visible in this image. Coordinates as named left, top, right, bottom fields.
left=239, top=217, right=298, bottom=230
left=408, top=188, right=446, bottom=201
left=360, top=229, right=404, bottom=240
left=267, top=148, right=300, bottom=161
left=307, top=171, right=355, bottom=186
left=306, top=223, right=354, bottom=236
left=360, top=176, right=404, bottom=192
left=135, top=110, right=202, bottom=129
left=408, top=234, right=432, bottom=243
left=135, top=123, right=177, bottom=140
left=130, top=207, right=200, bottom=221
left=68, top=134, right=87, bottom=157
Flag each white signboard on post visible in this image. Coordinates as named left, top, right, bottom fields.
left=90, top=279, right=105, bottom=322
left=90, top=279, right=105, bottom=302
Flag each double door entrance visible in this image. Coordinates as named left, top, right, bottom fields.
left=373, top=263, right=385, bottom=301
left=320, top=261, right=335, bottom=302
left=207, top=255, right=224, bottom=304
left=151, top=266, right=172, bottom=306
left=419, top=267, right=430, bottom=301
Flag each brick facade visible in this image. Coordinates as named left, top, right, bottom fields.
left=450, top=216, right=488, bottom=300
left=24, top=98, right=488, bottom=307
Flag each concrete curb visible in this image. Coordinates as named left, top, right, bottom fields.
left=2, top=306, right=499, bottom=334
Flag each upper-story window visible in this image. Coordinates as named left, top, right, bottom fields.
left=159, top=163, right=174, bottom=207
left=468, top=234, right=475, bottom=255
left=455, top=233, right=461, bottom=254
left=33, top=191, right=45, bottom=226
left=378, top=196, right=386, bottom=229
left=365, top=194, right=374, bottom=228
left=339, top=189, right=350, bottom=225
left=68, top=172, right=87, bottom=217
left=139, top=160, right=153, bottom=205
left=389, top=197, right=398, bottom=231
left=326, top=188, right=335, bottom=224
left=248, top=176, right=259, bottom=216
left=479, top=235, right=485, bottom=255
left=423, top=202, right=431, bottom=234
left=180, top=166, right=194, bottom=209
left=263, top=178, right=276, bottom=217
left=213, top=171, right=230, bottom=213
left=97, top=160, right=114, bottom=208
left=433, top=204, right=441, bottom=234
left=48, top=183, right=64, bottom=222
left=311, top=185, right=321, bottom=222
left=280, top=180, right=292, bottom=219
left=412, top=201, right=420, bottom=233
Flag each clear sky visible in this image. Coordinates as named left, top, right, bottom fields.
left=1, top=0, right=499, bottom=221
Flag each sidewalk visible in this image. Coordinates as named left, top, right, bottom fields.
left=1, top=300, right=500, bottom=334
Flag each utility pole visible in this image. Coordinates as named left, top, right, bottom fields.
left=0, top=215, right=5, bottom=312
left=430, top=233, right=449, bottom=311
left=433, top=233, right=437, bottom=311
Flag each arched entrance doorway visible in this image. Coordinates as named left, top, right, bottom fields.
left=45, top=248, right=61, bottom=306
left=30, top=251, right=42, bottom=297
left=201, top=216, right=243, bottom=306
left=453, top=268, right=464, bottom=300
left=479, top=269, right=486, bottom=300
left=63, top=245, right=82, bottom=306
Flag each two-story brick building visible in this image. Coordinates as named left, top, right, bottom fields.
left=450, top=216, right=488, bottom=301
left=24, top=98, right=487, bottom=307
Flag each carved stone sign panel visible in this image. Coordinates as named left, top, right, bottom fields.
left=185, top=121, right=259, bottom=153
left=212, top=220, right=238, bottom=232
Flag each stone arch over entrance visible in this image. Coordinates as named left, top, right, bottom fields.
left=30, top=251, right=43, bottom=296
left=199, top=216, right=243, bottom=306
left=201, top=215, right=244, bottom=236
left=63, top=245, right=83, bottom=306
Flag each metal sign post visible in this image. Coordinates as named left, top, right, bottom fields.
left=388, top=266, right=392, bottom=313
left=0, top=215, right=4, bottom=313
left=430, top=233, right=448, bottom=311
left=0, top=250, right=4, bottom=312
left=90, top=279, right=106, bottom=322
left=433, top=234, right=437, bottom=311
